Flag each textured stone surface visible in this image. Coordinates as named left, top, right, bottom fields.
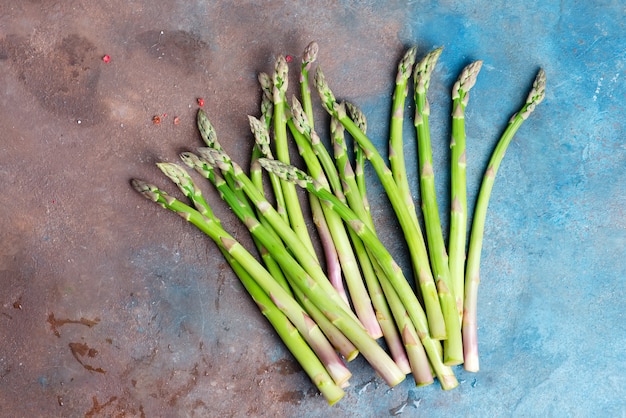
left=1, top=1, right=625, bottom=416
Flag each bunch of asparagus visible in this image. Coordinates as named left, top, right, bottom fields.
left=132, top=42, right=546, bottom=405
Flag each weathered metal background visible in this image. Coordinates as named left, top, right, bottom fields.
left=1, top=1, right=625, bottom=416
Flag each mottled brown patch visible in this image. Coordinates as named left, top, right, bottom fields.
left=47, top=313, right=100, bottom=337
left=0, top=33, right=104, bottom=125
left=69, top=342, right=106, bottom=374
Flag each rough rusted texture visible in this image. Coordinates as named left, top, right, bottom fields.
left=1, top=1, right=626, bottom=416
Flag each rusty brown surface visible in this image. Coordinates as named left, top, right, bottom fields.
left=0, top=2, right=415, bottom=417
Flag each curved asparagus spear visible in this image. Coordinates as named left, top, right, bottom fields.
left=314, top=67, right=446, bottom=340
left=258, top=158, right=458, bottom=390
left=449, top=60, right=482, bottom=324
left=463, top=69, right=546, bottom=372
left=131, top=179, right=350, bottom=399
left=413, top=48, right=463, bottom=364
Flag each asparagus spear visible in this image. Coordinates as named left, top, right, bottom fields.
left=288, top=101, right=383, bottom=339
left=256, top=73, right=288, bottom=223
left=463, top=69, right=546, bottom=372
left=345, top=102, right=369, bottom=209
left=131, top=178, right=351, bottom=397
left=300, top=41, right=319, bottom=129
left=272, top=56, right=317, bottom=258
left=413, top=48, right=463, bottom=364
left=258, top=158, right=458, bottom=390
left=176, top=155, right=358, bottom=360
left=329, top=118, right=412, bottom=374
left=449, top=60, right=483, bottom=324
left=314, top=67, right=447, bottom=340
left=389, top=47, right=418, bottom=221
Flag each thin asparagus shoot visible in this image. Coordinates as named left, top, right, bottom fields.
left=315, top=67, right=447, bottom=340
left=131, top=178, right=352, bottom=394
left=413, top=47, right=463, bottom=364
left=344, top=102, right=369, bottom=210
left=463, top=69, right=546, bottom=372
left=449, top=60, right=482, bottom=324
left=272, top=56, right=317, bottom=258
left=300, top=41, right=319, bottom=129
left=258, top=158, right=459, bottom=390
left=389, top=47, right=418, bottom=222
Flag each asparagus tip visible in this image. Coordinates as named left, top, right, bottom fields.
left=414, top=46, right=444, bottom=93
left=303, top=41, right=319, bottom=66
left=520, top=68, right=546, bottom=120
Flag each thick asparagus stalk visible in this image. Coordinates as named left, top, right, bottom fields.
left=258, top=158, right=458, bottom=390
left=131, top=178, right=351, bottom=396
left=314, top=67, right=446, bottom=340
left=449, top=60, right=483, bottom=324
left=413, top=48, right=463, bottom=364
left=463, top=69, right=546, bottom=372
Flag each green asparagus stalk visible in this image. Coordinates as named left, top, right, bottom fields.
left=251, top=111, right=347, bottom=308
left=300, top=41, right=319, bottom=129
left=287, top=104, right=383, bottom=339
left=131, top=178, right=351, bottom=397
left=463, top=69, right=546, bottom=372
left=258, top=158, right=458, bottom=390
left=179, top=154, right=358, bottom=361
left=345, top=103, right=369, bottom=209
left=329, top=118, right=411, bottom=374
left=449, top=60, right=482, bottom=324
left=413, top=48, right=463, bottom=364
left=249, top=94, right=287, bottom=224
left=258, top=71, right=274, bottom=132
left=389, top=47, right=418, bottom=220
left=272, top=56, right=317, bottom=258
left=314, top=67, right=447, bottom=340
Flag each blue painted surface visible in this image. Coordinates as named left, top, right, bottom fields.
left=318, top=1, right=626, bottom=416
left=393, top=2, right=625, bottom=416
